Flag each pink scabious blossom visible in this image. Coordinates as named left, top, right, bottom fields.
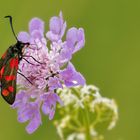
left=13, top=11, right=85, bottom=134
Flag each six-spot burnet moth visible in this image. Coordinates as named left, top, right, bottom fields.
left=0, top=16, right=40, bottom=105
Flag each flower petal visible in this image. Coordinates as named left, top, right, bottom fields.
left=11, top=90, right=28, bottom=108
left=26, top=111, right=41, bottom=134
left=47, top=11, right=66, bottom=41
left=18, top=107, right=32, bottom=123
left=48, top=77, right=62, bottom=90
left=53, top=93, right=63, bottom=106
left=46, top=31, right=59, bottom=41
left=42, top=101, right=51, bottom=115
left=30, top=30, right=44, bottom=40
left=66, top=27, right=78, bottom=46
left=25, top=103, right=41, bottom=134
left=49, top=109, right=55, bottom=120
left=73, top=28, right=85, bottom=53
left=66, top=27, right=85, bottom=53
left=18, top=32, right=30, bottom=43
left=49, top=17, right=61, bottom=34
left=59, top=11, right=67, bottom=38
left=58, top=44, right=73, bottom=65
left=29, top=18, right=44, bottom=34
left=60, top=62, right=86, bottom=87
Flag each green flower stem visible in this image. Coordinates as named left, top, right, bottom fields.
left=82, top=106, right=91, bottom=140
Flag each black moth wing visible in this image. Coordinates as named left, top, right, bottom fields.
left=0, top=49, right=9, bottom=70
left=0, top=53, right=19, bottom=105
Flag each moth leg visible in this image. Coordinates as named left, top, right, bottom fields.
left=23, top=55, right=44, bottom=64
left=22, top=58, right=38, bottom=65
left=17, top=71, right=33, bottom=85
left=18, top=68, right=22, bottom=72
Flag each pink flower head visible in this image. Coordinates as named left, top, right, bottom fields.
left=13, top=11, right=86, bottom=134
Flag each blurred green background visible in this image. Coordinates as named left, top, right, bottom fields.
left=0, top=0, right=139, bottom=139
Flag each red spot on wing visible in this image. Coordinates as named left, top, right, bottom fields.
left=10, top=58, right=19, bottom=69
left=5, top=75, right=16, bottom=81
left=0, top=66, right=5, bottom=79
left=8, top=86, right=14, bottom=92
left=2, top=89, right=9, bottom=96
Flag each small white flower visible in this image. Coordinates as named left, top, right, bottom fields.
left=55, top=85, right=118, bottom=139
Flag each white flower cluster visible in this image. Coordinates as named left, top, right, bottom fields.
left=55, top=85, right=118, bottom=140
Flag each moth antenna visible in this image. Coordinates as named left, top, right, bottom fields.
left=4, top=15, right=18, bottom=41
